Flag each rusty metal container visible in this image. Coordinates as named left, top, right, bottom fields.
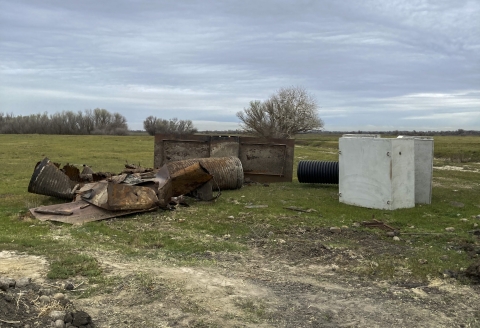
left=154, top=134, right=294, bottom=183
left=28, top=157, right=78, bottom=200
left=166, top=156, right=243, bottom=190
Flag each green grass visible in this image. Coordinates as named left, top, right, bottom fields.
left=0, top=134, right=479, bottom=284
left=47, top=253, right=102, bottom=279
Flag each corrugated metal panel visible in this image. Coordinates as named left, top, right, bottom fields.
left=28, top=158, right=77, bottom=200
left=166, top=157, right=243, bottom=190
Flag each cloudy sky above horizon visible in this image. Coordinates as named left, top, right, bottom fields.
left=1, top=0, right=479, bottom=132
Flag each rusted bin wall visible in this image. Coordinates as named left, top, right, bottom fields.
left=154, top=134, right=294, bottom=183
left=238, top=137, right=295, bottom=183
left=166, top=157, right=243, bottom=190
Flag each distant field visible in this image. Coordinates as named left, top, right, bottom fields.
left=295, top=133, right=480, bottom=163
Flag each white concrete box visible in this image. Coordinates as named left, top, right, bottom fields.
left=398, top=136, right=434, bottom=204
left=339, top=135, right=415, bottom=210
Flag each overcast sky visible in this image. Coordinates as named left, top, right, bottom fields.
left=1, top=0, right=479, bottom=132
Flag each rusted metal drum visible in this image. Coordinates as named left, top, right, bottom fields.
left=28, top=157, right=78, bottom=199
left=166, top=156, right=243, bottom=190
left=297, top=160, right=339, bottom=184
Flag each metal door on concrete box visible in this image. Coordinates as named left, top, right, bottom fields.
left=339, top=136, right=415, bottom=210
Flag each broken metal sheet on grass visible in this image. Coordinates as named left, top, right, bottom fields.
left=42, top=162, right=211, bottom=222
left=169, top=162, right=213, bottom=197
left=78, top=181, right=160, bottom=211
left=29, top=200, right=148, bottom=224
left=27, top=157, right=234, bottom=223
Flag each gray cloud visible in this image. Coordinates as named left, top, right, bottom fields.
left=1, top=0, right=479, bottom=131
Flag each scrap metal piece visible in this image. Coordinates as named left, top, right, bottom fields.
left=79, top=165, right=94, bottom=181
left=154, top=165, right=173, bottom=208
left=122, top=162, right=154, bottom=174
left=169, top=162, right=213, bottom=196
left=34, top=208, right=73, bottom=216
left=91, top=172, right=113, bottom=182
left=28, top=158, right=78, bottom=200
left=189, top=180, right=216, bottom=201
left=62, top=164, right=81, bottom=182
left=166, top=157, right=243, bottom=190
left=79, top=181, right=159, bottom=211
left=361, top=219, right=397, bottom=231
left=29, top=200, right=148, bottom=224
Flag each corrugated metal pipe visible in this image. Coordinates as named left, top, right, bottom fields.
left=166, top=156, right=244, bottom=190
left=297, top=160, right=339, bottom=184
left=28, top=157, right=78, bottom=199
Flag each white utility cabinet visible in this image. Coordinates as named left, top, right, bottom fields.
left=339, top=135, right=415, bottom=210
left=398, top=136, right=434, bottom=204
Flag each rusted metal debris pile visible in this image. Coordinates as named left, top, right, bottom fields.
left=28, top=157, right=243, bottom=224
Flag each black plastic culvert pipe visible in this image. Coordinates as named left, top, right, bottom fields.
left=297, top=160, right=339, bottom=184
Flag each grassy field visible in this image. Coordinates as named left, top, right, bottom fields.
left=0, top=133, right=479, bottom=287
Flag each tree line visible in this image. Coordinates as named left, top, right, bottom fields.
left=1, top=86, right=325, bottom=137
left=0, top=109, right=128, bottom=135
left=143, top=116, right=197, bottom=136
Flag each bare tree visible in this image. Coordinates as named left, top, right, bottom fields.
left=143, top=116, right=158, bottom=135
left=143, top=116, right=197, bottom=136
left=237, top=86, right=324, bottom=138
left=81, top=109, right=95, bottom=134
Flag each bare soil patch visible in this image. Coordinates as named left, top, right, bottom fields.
left=2, top=230, right=480, bottom=327
left=0, top=252, right=95, bottom=328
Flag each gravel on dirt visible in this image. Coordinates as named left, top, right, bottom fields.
left=0, top=276, right=95, bottom=328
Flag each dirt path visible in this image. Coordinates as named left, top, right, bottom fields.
left=73, top=248, right=479, bottom=328
left=2, top=242, right=480, bottom=327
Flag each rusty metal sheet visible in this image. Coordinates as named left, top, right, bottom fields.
left=361, top=219, right=397, bottom=231
left=122, top=163, right=154, bottom=174
left=29, top=200, right=149, bottom=224
left=154, top=134, right=211, bottom=166
left=79, top=181, right=159, bottom=211
left=151, top=165, right=173, bottom=208
left=169, top=162, right=213, bottom=196
left=189, top=180, right=215, bottom=201
left=239, top=143, right=286, bottom=176
left=239, top=137, right=295, bottom=183
left=28, top=158, right=78, bottom=200
left=62, top=164, right=81, bottom=182
left=210, top=136, right=240, bottom=157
